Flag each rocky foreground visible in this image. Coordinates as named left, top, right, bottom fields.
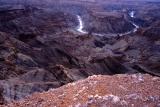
left=5, top=74, right=160, bottom=107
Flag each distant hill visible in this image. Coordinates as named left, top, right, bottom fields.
left=0, top=0, right=159, bottom=6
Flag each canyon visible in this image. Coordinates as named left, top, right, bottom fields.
left=0, top=0, right=159, bottom=106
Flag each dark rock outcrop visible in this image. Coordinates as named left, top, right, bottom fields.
left=84, top=11, right=134, bottom=34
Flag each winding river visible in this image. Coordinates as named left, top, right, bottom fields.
left=76, top=15, right=87, bottom=34
left=130, top=11, right=139, bottom=32
left=76, top=11, right=139, bottom=36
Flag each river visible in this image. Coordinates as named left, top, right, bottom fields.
left=76, top=11, right=139, bottom=36
left=76, top=15, right=87, bottom=34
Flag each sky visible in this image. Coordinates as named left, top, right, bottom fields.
left=0, top=0, right=159, bottom=5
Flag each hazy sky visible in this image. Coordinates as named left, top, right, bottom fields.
left=0, top=0, right=159, bottom=5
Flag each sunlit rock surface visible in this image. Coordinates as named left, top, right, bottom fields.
left=7, top=74, right=160, bottom=107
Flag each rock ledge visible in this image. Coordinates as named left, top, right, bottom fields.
left=6, top=74, right=160, bottom=107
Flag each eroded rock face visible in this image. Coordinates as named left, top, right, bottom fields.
left=0, top=32, right=7, bottom=44
left=0, top=68, right=61, bottom=103
left=7, top=74, right=160, bottom=107
left=85, top=12, right=134, bottom=34
left=143, top=23, right=160, bottom=41
left=111, top=39, right=129, bottom=52
left=0, top=1, right=159, bottom=105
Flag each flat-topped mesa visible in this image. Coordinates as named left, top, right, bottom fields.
left=91, top=11, right=123, bottom=19
left=0, top=5, right=25, bottom=12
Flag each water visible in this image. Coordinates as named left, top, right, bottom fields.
left=129, top=11, right=135, bottom=18
left=132, top=22, right=139, bottom=32
left=76, top=15, right=87, bottom=34
left=76, top=11, right=139, bottom=36
left=119, top=11, right=139, bottom=36
left=129, top=11, right=139, bottom=33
